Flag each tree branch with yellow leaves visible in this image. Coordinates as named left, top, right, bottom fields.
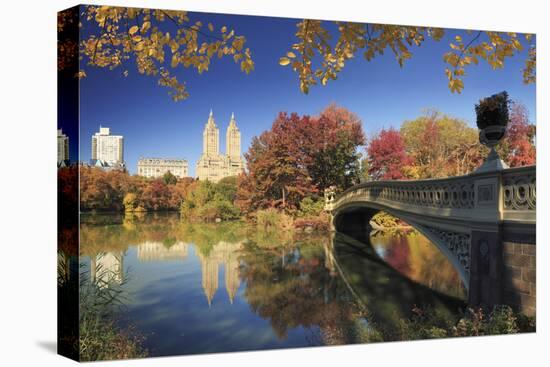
left=280, top=22, right=535, bottom=94
left=59, top=6, right=254, bottom=101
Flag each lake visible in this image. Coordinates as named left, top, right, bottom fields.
left=79, top=212, right=466, bottom=357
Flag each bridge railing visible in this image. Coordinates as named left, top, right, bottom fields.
left=326, top=165, right=536, bottom=224
left=501, top=165, right=536, bottom=222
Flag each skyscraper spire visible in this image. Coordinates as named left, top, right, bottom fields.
left=226, top=113, right=241, bottom=160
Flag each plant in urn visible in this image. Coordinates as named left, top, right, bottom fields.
left=475, top=91, right=510, bottom=172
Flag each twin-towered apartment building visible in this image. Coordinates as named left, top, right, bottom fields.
left=74, top=110, right=244, bottom=181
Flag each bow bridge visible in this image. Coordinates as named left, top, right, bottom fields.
left=324, top=165, right=536, bottom=315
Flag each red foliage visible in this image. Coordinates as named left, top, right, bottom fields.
left=384, top=236, right=411, bottom=275
left=237, top=106, right=366, bottom=213
left=505, top=102, right=536, bottom=167
left=293, top=218, right=329, bottom=232
left=367, top=128, right=412, bottom=180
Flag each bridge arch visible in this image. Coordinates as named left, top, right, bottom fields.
left=333, top=204, right=471, bottom=288
left=324, top=165, right=536, bottom=313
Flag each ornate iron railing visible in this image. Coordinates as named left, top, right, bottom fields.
left=325, top=165, right=536, bottom=223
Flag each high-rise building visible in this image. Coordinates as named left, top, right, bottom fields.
left=137, top=158, right=189, bottom=178
left=196, top=110, right=244, bottom=182
left=91, top=126, right=124, bottom=168
left=203, top=109, right=220, bottom=157
left=226, top=113, right=241, bottom=161
left=57, top=129, right=69, bottom=164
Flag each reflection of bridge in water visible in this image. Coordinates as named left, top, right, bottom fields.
left=325, top=165, right=536, bottom=315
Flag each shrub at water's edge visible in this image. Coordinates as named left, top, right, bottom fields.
left=395, top=305, right=535, bottom=341
left=77, top=260, right=147, bottom=361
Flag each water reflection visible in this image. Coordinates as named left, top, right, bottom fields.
left=90, top=252, right=124, bottom=287
left=137, top=242, right=188, bottom=262
left=80, top=213, right=466, bottom=356
left=370, top=231, right=466, bottom=299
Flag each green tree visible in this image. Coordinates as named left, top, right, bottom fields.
left=162, top=170, right=178, bottom=185
left=180, top=180, right=241, bottom=222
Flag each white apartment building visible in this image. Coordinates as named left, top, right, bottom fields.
left=57, top=129, right=69, bottom=163
left=91, top=127, right=124, bottom=167
left=137, top=158, right=189, bottom=178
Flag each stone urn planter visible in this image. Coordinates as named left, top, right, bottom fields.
left=475, top=91, right=510, bottom=172
left=479, top=125, right=507, bottom=148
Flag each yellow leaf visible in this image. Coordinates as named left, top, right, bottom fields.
left=287, top=51, right=296, bottom=58
left=208, top=23, right=214, bottom=32
left=221, top=26, right=227, bottom=33
left=279, top=57, right=291, bottom=66
left=141, top=21, right=151, bottom=33
left=129, top=25, right=139, bottom=35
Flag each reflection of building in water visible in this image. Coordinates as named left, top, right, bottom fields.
left=137, top=241, right=188, bottom=261
left=196, top=241, right=242, bottom=306
left=225, top=254, right=240, bottom=304
left=201, top=255, right=219, bottom=307
left=90, top=252, right=124, bottom=287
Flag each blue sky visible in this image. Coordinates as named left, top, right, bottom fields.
left=78, top=10, right=536, bottom=176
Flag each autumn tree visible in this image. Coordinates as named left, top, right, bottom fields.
left=79, top=167, right=186, bottom=212
left=497, top=101, right=536, bottom=167
left=140, top=179, right=174, bottom=210
left=237, top=113, right=315, bottom=212
left=367, top=128, right=411, bottom=180
left=307, top=104, right=366, bottom=190
left=400, top=111, right=484, bottom=178
left=236, top=106, right=366, bottom=213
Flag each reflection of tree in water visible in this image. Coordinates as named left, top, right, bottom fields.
left=332, top=232, right=465, bottom=341
left=79, top=213, right=248, bottom=257
left=370, top=231, right=466, bottom=299
left=383, top=234, right=411, bottom=275
left=80, top=214, right=249, bottom=306
left=78, top=213, right=468, bottom=346
left=238, top=235, right=373, bottom=345
left=239, top=231, right=467, bottom=344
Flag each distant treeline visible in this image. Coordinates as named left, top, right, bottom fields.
left=66, top=102, right=535, bottom=229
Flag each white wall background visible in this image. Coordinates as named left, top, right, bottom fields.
left=0, top=0, right=546, bottom=366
